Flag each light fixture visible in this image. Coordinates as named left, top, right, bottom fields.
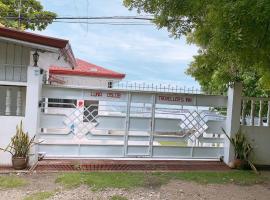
left=33, top=50, right=39, bottom=67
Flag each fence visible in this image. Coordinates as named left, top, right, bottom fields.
left=241, top=97, right=270, bottom=127
left=38, top=85, right=227, bottom=159
left=112, top=81, right=203, bottom=94
left=2, top=67, right=270, bottom=166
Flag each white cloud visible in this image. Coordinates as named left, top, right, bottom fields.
left=35, top=0, right=199, bottom=85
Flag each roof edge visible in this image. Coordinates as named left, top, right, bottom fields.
left=50, top=69, right=126, bottom=79
left=0, top=26, right=76, bottom=68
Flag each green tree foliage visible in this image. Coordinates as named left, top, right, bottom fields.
left=124, top=0, right=270, bottom=96
left=0, top=0, right=56, bottom=31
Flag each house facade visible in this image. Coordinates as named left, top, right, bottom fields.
left=0, top=27, right=125, bottom=165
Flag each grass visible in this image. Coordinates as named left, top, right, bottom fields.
left=157, top=171, right=267, bottom=185
left=56, top=170, right=267, bottom=190
left=110, top=195, right=128, bottom=200
left=23, top=191, right=54, bottom=200
left=0, top=175, right=27, bottom=188
left=56, top=172, right=165, bottom=190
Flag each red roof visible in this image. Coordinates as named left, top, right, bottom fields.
left=0, top=26, right=76, bottom=67
left=49, top=59, right=126, bottom=79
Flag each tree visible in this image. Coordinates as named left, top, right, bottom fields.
left=123, top=0, right=270, bottom=96
left=0, top=0, right=56, bottom=31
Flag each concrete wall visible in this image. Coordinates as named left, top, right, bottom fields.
left=0, top=116, right=25, bottom=165
left=57, top=75, right=121, bottom=88
left=241, top=126, right=270, bottom=165
left=30, top=51, right=72, bottom=70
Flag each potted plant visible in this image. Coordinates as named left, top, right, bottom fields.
left=222, top=128, right=258, bottom=173
left=0, top=121, right=37, bottom=170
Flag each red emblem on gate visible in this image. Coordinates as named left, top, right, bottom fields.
left=77, top=100, right=84, bottom=108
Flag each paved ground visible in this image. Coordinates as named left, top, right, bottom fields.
left=35, top=159, right=230, bottom=171
left=0, top=172, right=269, bottom=200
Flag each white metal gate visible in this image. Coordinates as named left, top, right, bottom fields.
left=38, top=85, right=227, bottom=159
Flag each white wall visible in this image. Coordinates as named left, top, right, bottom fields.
left=29, top=51, right=72, bottom=70
left=53, top=74, right=121, bottom=88
left=241, top=126, right=270, bottom=165
left=0, top=116, right=25, bottom=165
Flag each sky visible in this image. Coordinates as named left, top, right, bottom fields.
left=35, top=0, right=199, bottom=88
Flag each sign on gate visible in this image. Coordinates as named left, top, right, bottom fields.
left=157, top=95, right=194, bottom=105
left=88, top=90, right=127, bottom=101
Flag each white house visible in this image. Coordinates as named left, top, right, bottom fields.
left=0, top=26, right=125, bottom=166
left=48, top=58, right=125, bottom=88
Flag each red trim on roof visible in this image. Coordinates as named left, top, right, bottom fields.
left=50, top=59, right=126, bottom=79
left=0, top=26, right=76, bottom=67
left=0, top=26, right=68, bottom=48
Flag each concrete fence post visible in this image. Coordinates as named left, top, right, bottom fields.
left=224, top=82, right=243, bottom=165
left=24, top=66, right=43, bottom=166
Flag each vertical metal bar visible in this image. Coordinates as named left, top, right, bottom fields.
left=5, top=65, right=7, bottom=81
left=78, top=144, right=81, bottom=157
left=267, top=101, right=270, bottom=127
left=149, top=94, right=156, bottom=157
left=241, top=99, right=246, bottom=125
left=258, top=100, right=263, bottom=126
left=5, top=87, right=11, bottom=115
left=191, top=147, right=194, bottom=158
left=12, top=45, right=15, bottom=81
left=124, top=92, right=131, bottom=157
left=16, top=87, right=22, bottom=116
left=250, top=100, right=255, bottom=126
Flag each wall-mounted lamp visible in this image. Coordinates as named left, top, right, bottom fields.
left=33, top=50, right=39, bottom=67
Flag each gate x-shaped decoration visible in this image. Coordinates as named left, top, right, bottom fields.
left=64, top=104, right=99, bottom=139
left=179, top=110, right=208, bottom=143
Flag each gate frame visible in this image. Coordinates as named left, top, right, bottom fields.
left=24, top=67, right=243, bottom=166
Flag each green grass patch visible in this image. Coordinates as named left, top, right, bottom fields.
left=156, top=170, right=267, bottom=185
left=23, top=191, right=54, bottom=200
left=110, top=195, right=128, bottom=200
left=56, top=172, right=167, bottom=190
left=56, top=170, right=266, bottom=190
left=0, top=175, right=27, bottom=188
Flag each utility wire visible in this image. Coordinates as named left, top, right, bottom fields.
left=53, top=21, right=152, bottom=26
left=1, top=15, right=155, bottom=26
left=3, top=15, right=154, bottom=21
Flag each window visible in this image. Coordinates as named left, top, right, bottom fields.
left=0, top=86, right=26, bottom=116
left=48, top=98, right=77, bottom=108
left=108, top=81, right=113, bottom=88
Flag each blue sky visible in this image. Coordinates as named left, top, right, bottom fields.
left=36, top=0, right=199, bottom=88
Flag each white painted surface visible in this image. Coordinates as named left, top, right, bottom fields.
left=0, top=116, right=25, bottom=165
left=52, top=75, right=121, bottom=88
left=24, top=67, right=43, bottom=166
left=241, top=126, right=270, bottom=165
left=30, top=51, right=72, bottom=70
left=224, top=82, right=242, bottom=164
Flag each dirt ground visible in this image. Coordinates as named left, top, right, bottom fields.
left=0, top=172, right=270, bottom=200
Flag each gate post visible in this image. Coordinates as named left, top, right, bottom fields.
left=24, top=66, right=43, bottom=166
left=224, top=82, right=243, bottom=165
